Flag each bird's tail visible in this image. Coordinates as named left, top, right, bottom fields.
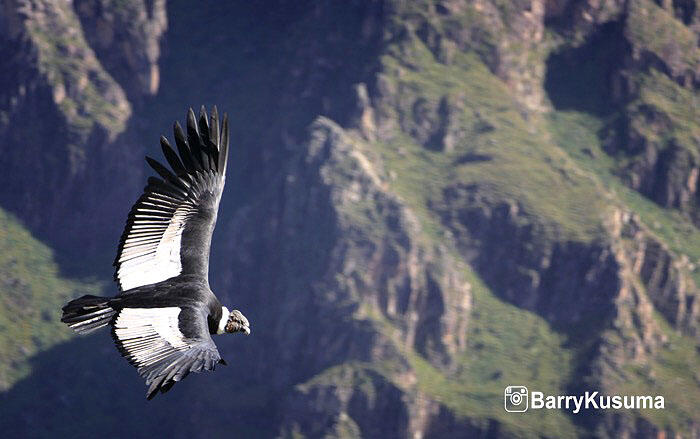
left=61, top=295, right=116, bottom=334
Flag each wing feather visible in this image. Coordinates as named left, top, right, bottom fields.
left=209, top=106, right=220, bottom=170
left=114, top=107, right=229, bottom=292
left=111, top=306, right=224, bottom=400
left=159, top=136, right=188, bottom=176
left=220, top=113, right=230, bottom=174
left=174, top=121, right=200, bottom=173
left=145, top=157, right=188, bottom=191
left=186, top=108, right=207, bottom=170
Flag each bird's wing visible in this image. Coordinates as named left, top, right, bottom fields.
left=111, top=305, right=226, bottom=399
left=114, top=106, right=230, bottom=291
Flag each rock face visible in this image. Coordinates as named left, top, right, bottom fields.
left=546, top=0, right=700, bottom=226
left=0, top=0, right=131, bottom=138
left=0, top=1, right=699, bottom=438
left=434, top=181, right=700, bottom=351
left=223, top=119, right=472, bottom=437
left=0, top=0, right=165, bottom=256
left=73, top=0, right=167, bottom=99
left=238, top=2, right=699, bottom=436
left=613, top=209, right=700, bottom=335
left=412, top=0, right=550, bottom=113
left=299, top=120, right=471, bottom=366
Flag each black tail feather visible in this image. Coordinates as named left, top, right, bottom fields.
left=61, top=295, right=115, bottom=334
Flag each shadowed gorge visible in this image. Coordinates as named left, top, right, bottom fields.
left=545, top=20, right=628, bottom=115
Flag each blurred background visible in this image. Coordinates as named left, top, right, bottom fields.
left=0, top=0, right=699, bottom=437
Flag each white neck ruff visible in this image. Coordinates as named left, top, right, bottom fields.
left=216, top=306, right=229, bottom=334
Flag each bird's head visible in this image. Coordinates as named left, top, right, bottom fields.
left=224, top=309, right=250, bottom=335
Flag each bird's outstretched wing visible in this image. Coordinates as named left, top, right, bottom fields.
left=114, top=106, right=229, bottom=291
left=111, top=305, right=226, bottom=399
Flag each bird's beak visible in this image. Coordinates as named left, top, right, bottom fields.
left=243, top=326, right=251, bottom=335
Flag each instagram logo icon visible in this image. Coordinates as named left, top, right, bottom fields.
left=504, top=386, right=529, bottom=412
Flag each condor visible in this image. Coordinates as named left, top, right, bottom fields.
left=62, top=106, right=250, bottom=399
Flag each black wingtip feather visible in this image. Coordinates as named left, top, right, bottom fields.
left=210, top=106, right=219, bottom=150
left=220, top=113, right=229, bottom=175
left=187, top=108, right=208, bottom=171
left=198, top=107, right=210, bottom=145
left=160, top=136, right=187, bottom=177
left=145, top=156, right=194, bottom=196
left=146, top=385, right=159, bottom=400
left=198, top=105, right=208, bottom=132
left=186, top=109, right=199, bottom=142
left=160, top=380, right=176, bottom=394
left=174, top=121, right=199, bottom=173
left=146, top=156, right=176, bottom=183
left=147, top=176, right=164, bottom=187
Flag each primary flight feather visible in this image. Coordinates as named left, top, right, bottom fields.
left=61, top=106, right=250, bottom=399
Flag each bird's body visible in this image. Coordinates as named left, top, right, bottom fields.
left=61, top=106, right=249, bottom=399
left=112, top=276, right=225, bottom=330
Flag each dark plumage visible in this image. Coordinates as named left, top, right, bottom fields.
left=61, top=107, right=249, bottom=399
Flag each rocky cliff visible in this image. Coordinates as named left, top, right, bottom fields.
left=548, top=0, right=700, bottom=227
left=0, top=0, right=165, bottom=259
left=0, top=1, right=699, bottom=438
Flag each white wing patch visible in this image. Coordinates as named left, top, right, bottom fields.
left=114, top=307, right=188, bottom=367
left=116, top=206, right=193, bottom=291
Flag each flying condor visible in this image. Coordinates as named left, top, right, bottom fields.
left=61, top=106, right=250, bottom=400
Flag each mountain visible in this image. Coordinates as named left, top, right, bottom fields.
left=0, top=0, right=699, bottom=437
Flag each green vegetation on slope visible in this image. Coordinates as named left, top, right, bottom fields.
left=618, top=315, right=700, bottom=432
left=346, top=15, right=700, bottom=436
left=23, top=0, right=129, bottom=138
left=627, top=70, right=700, bottom=158
left=548, top=110, right=700, bottom=430
left=593, top=312, right=700, bottom=433
left=625, top=0, right=700, bottom=72
left=0, top=209, right=101, bottom=390
left=407, top=268, right=578, bottom=438
left=376, top=36, right=608, bottom=242
left=302, top=266, right=580, bottom=438
left=295, top=26, right=615, bottom=437
left=548, top=111, right=700, bottom=283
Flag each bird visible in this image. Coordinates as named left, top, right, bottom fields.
left=61, top=106, right=250, bottom=399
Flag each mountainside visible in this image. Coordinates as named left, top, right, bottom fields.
left=0, top=210, right=100, bottom=391
left=0, top=0, right=699, bottom=438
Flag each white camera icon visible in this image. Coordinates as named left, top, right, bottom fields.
left=504, top=386, right=529, bottom=412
